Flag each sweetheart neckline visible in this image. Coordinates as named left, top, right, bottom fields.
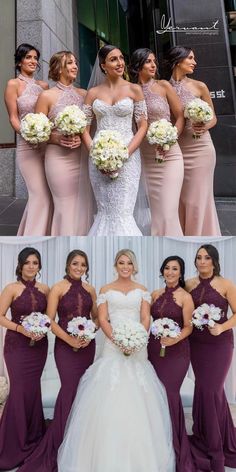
left=93, top=97, right=133, bottom=107
left=103, top=288, right=146, bottom=296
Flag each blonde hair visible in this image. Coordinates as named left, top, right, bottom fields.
left=48, top=50, right=75, bottom=82
left=114, top=249, right=138, bottom=275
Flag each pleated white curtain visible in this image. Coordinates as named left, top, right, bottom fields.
left=0, top=236, right=235, bottom=402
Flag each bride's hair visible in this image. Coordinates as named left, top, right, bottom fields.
left=114, top=249, right=138, bottom=275
left=98, top=44, right=121, bottom=73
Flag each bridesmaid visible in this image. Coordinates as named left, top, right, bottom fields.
left=186, top=244, right=236, bottom=472
left=35, top=51, right=93, bottom=235
left=148, top=256, right=196, bottom=472
left=4, top=43, right=53, bottom=235
left=167, top=46, right=221, bottom=235
left=129, top=48, right=184, bottom=236
left=0, top=247, right=49, bottom=469
left=18, top=249, right=97, bottom=472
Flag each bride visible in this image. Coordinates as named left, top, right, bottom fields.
left=58, top=249, right=175, bottom=472
left=82, top=45, right=148, bottom=236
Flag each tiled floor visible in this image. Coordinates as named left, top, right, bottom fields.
left=0, top=196, right=236, bottom=235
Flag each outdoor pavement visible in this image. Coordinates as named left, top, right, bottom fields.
left=0, top=196, right=236, bottom=236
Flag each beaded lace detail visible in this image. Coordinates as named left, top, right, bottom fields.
left=57, top=276, right=93, bottom=331
left=17, top=74, right=44, bottom=119
left=170, top=77, right=196, bottom=107
left=141, top=79, right=170, bottom=123
left=151, top=284, right=183, bottom=327
left=11, top=278, right=47, bottom=323
left=48, top=83, right=84, bottom=121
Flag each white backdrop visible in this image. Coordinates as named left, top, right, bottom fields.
left=0, top=236, right=235, bottom=402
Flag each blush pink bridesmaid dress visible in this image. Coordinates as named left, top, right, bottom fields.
left=141, top=79, right=184, bottom=236
left=17, top=74, right=53, bottom=235
left=46, top=83, right=94, bottom=236
left=170, top=78, right=221, bottom=236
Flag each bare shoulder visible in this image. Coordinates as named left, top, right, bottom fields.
left=181, top=287, right=193, bottom=302
left=50, top=279, right=66, bottom=293
left=135, top=283, right=148, bottom=291
left=159, top=79, right=172, bottom=90
left=151, top=288, right=162, bottom=302
left=185, top=277, right=198, bottom=292
left=82, top=282, right=96, bottom=295
left=36, top=80, right=48, bottom=90
left=130, top=82, right=144, bottom=100
left=74, top=86, right=87, bottom=97
left=99, top=283, right=115, bottom=294
left=6, top=78, right=19, bottom=89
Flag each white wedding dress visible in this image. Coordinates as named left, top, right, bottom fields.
left=57, top=289, right=175, bottom=472
left=84, top=98, right=147, bottom=236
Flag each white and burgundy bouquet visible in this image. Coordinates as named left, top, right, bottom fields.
left=191, top=303, right=222, bottom=330
left=111, top=319, right=148, bottom=356
left=54, top=105, right=87, bottom=135
left=146, top=118, right=178, bottom=163
left=67, top=316, right=96, bottom=352
left=20, top=312, right=51, bottom=346
left=20, top=112, right=53, bottom=144
left=151, top=317, right=181, bottom=357
left=90, top=130, right=129, bottom=179
left=184, top=98, right=213, bottom=138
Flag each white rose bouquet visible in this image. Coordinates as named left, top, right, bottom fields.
left=67, top=316, right=96, bottom=352
left=20, top=312, right=51, bottom=346
left=111, top=319, right=148, bottom=356
left=90, top=130, right=129, bottom=179
left=191, top=303, right=222, bottom=330
left=20, top=112, right=53, bottom=144
left=0, top=377, right=9, bottom=406
left=54, top=105, right=87, bottom=135
left=146, top=118, right=178, bottom=163
left=184, top=98, right=213, bottom=138
left=151, top=317, right=181, bottom=357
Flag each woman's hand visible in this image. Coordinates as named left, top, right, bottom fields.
left=67, top=336, right=90, bottom=349
left=17, top=325, right=35, bottom=339
left=208, top=323, right=223, bottom=336
left=160, top=336, right=178, bottom=347
left=191, top=122, right=207, bottom=136
left=50, top=130, right=81, bottom=148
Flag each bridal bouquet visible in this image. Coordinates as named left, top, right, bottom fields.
left=54, top=105, right=87, bottom=135
left=112, top=319, right=148, bottom=356
left=146, top=119, right=178, bottom=163
left=184, top=98, right=213, bottom=138
left=20, top=112, right=53, bottom=144
left=151, top=317, right=181, bottom=357
left=67, top=316, right=96, bottom=352
left=90, top=130, right=129, bottom=179
left=20, top=312, right=51, bottom=346
left=191, top=303, right=222, bottom=330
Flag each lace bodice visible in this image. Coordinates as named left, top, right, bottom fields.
left=151, top=285, right=183, bottom=327
left=57, top=276, right=93, bottom=331
left=97, top=289, right=151, bottom=325
left=169, top=77, right=195, bottom=108
left=48, top=82, right=84, bottom=121
left=11, top=278, right=47, bottom=322
left=190, top=276, right=233, bottom=345
left=17, top=74, right=44, bottom=119
left=141, top=80, right=170, bottom=123
left=84, top=98, right=147, bottom=145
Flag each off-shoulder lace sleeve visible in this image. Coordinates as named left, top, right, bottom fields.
left=97, top=293, right=107, bottom=306
left=134, top=100, right=147, bottom=123
left=141, top=291, right=151, bottom=304
left=83, top=104, right=94, bottom=125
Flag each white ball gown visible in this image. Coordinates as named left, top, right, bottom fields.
left=57, top=289, right=175, bottom=472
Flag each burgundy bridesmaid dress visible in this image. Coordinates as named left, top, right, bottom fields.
left=148, top=285, right=196, bottom=472
left=0, top=278, right=48, bottom=470
left=170, top=77, right=220, bottom=236
left=189, top=275, right=236, bottom=472
left=18, top=276, right=96, bottom=472
left=140, top=79, right=184, bottom=236
left=17, top=74, right=53, bottom=235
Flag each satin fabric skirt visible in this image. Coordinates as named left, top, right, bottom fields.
left=178, top=123, right=221, bottom=236
left=17, top=138, right=53, bottom=235
left=45, top=144, right=93, bottom=235
left=140, top=140, right=184, bottom=236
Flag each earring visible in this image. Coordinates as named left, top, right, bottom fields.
left=104, top=69, right=107, bottom=74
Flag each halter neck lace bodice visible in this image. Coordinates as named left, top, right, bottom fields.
left=141, top=79, right=170, bottom=123
left=17, top=74, right=44, bottom=119
left=170, top=77, right=196, bottom=107
left=48, top=83, right=84, bottom=121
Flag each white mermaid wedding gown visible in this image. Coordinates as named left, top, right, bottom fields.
left=58, top=289, right=175, bottom=472
left=84, top=98, right=147, bottom=236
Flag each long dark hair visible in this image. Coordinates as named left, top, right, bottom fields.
left=195, top=244, right=221, bottom=276
left=98, top=44, right=119, bottom=73
left=129, top=48, right=157, bottom=83
left=15, top=43, right=40, bottom=72
left=160, top=255, right=185, bottom=288
left=164, top=45, right=193, bottom=79
left=65, top=250, right=89, bottom=280
left=15, top=247, right=42, bottom=279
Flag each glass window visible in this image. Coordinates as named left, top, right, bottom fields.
left=78, top=0, right=96, bottom=31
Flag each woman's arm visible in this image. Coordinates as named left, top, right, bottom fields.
left=128, top=84, right=147, bottom=156
left=192, top=81, right=217, bottom=136
left=85, top=284, right=98, bottom=326
left=0, top=286, right=33, bottom=338
left=160, top=291, right=194, bottom=346
left=209, top=279, right=236, bottom=335
left=81, top=88, right=96, bottom=151
left=163, top=81, right=185, bottom=135
left=97, top=289, right=113, bottom=340
left=4, top=80, right=21, bottom=133
left=140, top=298, right=151, bottom=331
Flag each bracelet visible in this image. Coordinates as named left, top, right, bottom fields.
left=15, top=324, right=19, bottom=332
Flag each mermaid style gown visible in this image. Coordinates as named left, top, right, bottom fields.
left=18, top=276, right=96, bottom=472
left=148, top=285, right=196, bottom=472
left=17, top=74, right=53, bottom=235
left=84, top=98, right=147, bottom=235
left=58, top=289, right=175, bottom=472
left=189, top=276, right=236, bottom=472
left=170, top=78, right=221, bottom=236
left=141, top=80, right=184, bottom=236
left=0, top=278, right=48, bottom=470
left=46, top=83, right=94, bottom=235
